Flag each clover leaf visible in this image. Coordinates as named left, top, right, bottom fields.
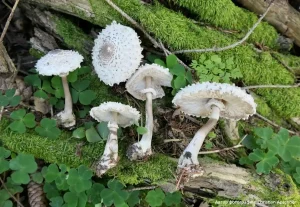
left=72, top=127, right=86, bottom=139
left=51, top=76, right=65, bottom=99
left=248, top=149, right=279, bottom=174
left=9, top=153, right=37, bottom=184
left=274, top=129, right=300, bottom=162
left=166, top=54, right=178, bottom=68
left=293, top=167, right=300, bottom=184
left=154, top=59, right=166, bottom=67
left=64, top=192, right=87, bottom=207
left=35, top=118, right=61, bottom=139
left=0, top=147, right=11, bottom=174
left=86, top=183, right=105, bottom=205
left=0, top=89, right=21, bottom=107
left=71, top=80, right=96, bottom=105
left=96, top=122, right=110, bottom=139
left=254, top=127, right=273, bottom=149
left=101, top=180, right=129, bottom=207
left=136, top=126, right=147, bottom=135
left=67, top=165, right=93, bottom=193
left=9, top=109, right=36, bottom=133
left=50, top=196, right=64, bottom=207
left=86, top=126, right=102, bottom=143
left=42, top=164, right=60, bottom=183
left=127, top=191, right=140, bottom=207
left=164, top=191, right=182, bottom=206
left=44, top=183, right=60, bottom=199
left=145, top=188, right=165, bottom=207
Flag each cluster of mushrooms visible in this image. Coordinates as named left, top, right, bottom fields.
left=35, top=21, right=256, bottom=178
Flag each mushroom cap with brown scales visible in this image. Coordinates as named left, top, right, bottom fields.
left=90, top=102, right=140, bottom=127
left=172, top=82, right=256, bottom=120
left=35, top=49, right=84, bottom=76
left=125, top=63, right=173, bottom=100
left=92, top=21, right=143, bottom=86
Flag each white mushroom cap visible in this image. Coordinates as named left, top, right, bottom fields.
left=172, top=82, right=256, bottom=120
left=125, top=63, right=173, bottom=100
left=35, top=49, right=84, bottom=76
left=92, top=21, right=143, bottom=86
left=90, top=102, right=140, bottom=127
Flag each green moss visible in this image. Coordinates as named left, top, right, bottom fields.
left=272, top=52, right=300, bottom=75
left=88, top=0, right=300, bottom=118
left=29, top=48, right=45, bottom=59
left=52, top=15, right=93, bottom=59
left=0, top=119, right=174, bottom=184
left=171, top=0, right=278, bottom=48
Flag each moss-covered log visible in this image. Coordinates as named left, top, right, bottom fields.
left=25, top=0, right=300, bottom=119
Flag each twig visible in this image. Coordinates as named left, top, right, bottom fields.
left=198, top=134, right=247, bottom=154
left=243, top=83, right=300, bottom=90
left=0, top=106, right=4, bottom=122
left=0, top=0, right=21, bottom=42
left=255, top=113, right=297, bottom=135
left=127, top=186, right=156, bottom=192
left=271, top=52, right=296, bottom=76
left=164, top=138, right=183, bottom=143
left=0, top=177, right=25, bottom=207
left=173, top=1, right=274, bottom=54
left=103, top=0, right=193, bottom=70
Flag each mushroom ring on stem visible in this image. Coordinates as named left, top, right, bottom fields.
left=172, top=82, right=256, bottom=177
left=92, top=21, right=143, bottom=86
left=35, top=49, right=84, bottom=128
left=126, top=64, right=172, bottom=160
left=90, top=102, right=140, bottom=177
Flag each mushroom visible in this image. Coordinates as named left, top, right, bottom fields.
left=90, top=102, right=140, bottom=176
left=35, top=49, right=84, bottom=128
left=172, top=82, right=256, bottom=177
left=92, top=21, right=143, bottom=86
left=125, top=63, right=172, bottom=160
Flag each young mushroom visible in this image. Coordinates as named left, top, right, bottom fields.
left=172, top=82, right=256, bottom=177
left=90, top=102, right=140, bottom=177
left=35, top=49, right=84, bottom=128
left=126, top=63, right=172, bottom=160
left=92, top=21, right=143, bottom=86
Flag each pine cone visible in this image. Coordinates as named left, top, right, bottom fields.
left=27, top=181, right=47, bottom=207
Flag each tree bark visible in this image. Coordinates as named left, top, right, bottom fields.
left=236, top=0, right=300, bottom=47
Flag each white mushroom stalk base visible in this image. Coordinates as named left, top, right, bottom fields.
left=177, top=105, right=220, bottom=177
left=94, top=122, right=119, bottom=177
left=54, top=76, right=76, bottom=128
left=127, top=77, right=154, bottom=160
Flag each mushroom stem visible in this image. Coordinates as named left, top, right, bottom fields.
left=95, top=120, right=119, bottom=177
left=177, top=105, right=220, bottom=174
left=61, top=76, right=73, bottom=115
left=126, top=76, right=154, bottom=160
left=54, top=75, right=76, bottom=128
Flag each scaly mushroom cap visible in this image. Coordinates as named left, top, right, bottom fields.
left=172, top=82, right=256, bottom=120
left=92, top=21, right=143, bottom=86
left=35, top=49, right=84, bottom=76
left=90, top=102, right=140, bottom=127
left=126, top=63, right=172, bottom=100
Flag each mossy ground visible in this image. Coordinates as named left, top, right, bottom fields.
left=0, top=118, right=175, bottom=185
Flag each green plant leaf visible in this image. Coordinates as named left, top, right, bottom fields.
left=44, top=183, right=60, bottom=199
left=0, top=147, right=11, bottom=174
left=204, top=141, right=213, bottom=150
left=64, top=192, right=78, bottom=207
left=210, top=55, right=222, bottom=63
left=170, top=64, right=185, bottom=76
left=166, top=54, right=178, bottom=68
left=71, top=80, right=90, bottom=92
left=239, top=156, right=254, bottom=165
left=51, top=76, right=64, bottom=99
left=68, top=70, right=78, bottom=83
left=72, top=127, right=86, bottom=139
left=35, top=118, right=61, bottom=139
left=254, top=127, right=274, bottom=149
left=34, top=90, right=49, bottom=99
left=78, top=66, right=92, bottom=75
left=32, top=172, right=44, bottom=184
left=42, top=164, right=60, bottom=183
left=0, top=94, right=9, bottom=106
left=50, top=196, right=64, bottom=207
left=67, top=165, right=93, bottom=193
left=248, top=149, right=279, bottom=174
left=86, top=126, right=102, bottom=143
left=77, top=106, right=90, bottom=118
left=24, top=74, right=41, bottom=88
left=241, top=135, right=260, bottom=150
left=101, top=180, right=129, bottom=207
left=275, top=129, right=300, bottom=161
left=154, top=59, right=166, bottom=68
left=173, top=76, right=186, bottom=89
left=164, top=191, right=182, bottom=206
left=79, top=90, right=96, bottom=105
left=9, top=121, right=26, bottom=133
left=86, top=183, right=105, bottom=204
left=127, top=191, right=140, bottom=207
left=2, top=200, right=13, bottom=207
left=185, top=70, right=193, bottom=84
left=96, top=122, right=110, bottom=140
left=136, top=126, right=147, bottom=135
left=146, top=188, right=165, bottom=207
